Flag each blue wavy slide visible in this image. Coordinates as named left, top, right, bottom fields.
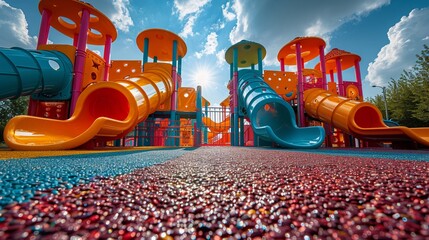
left=238, top=69, right=325, bottom=149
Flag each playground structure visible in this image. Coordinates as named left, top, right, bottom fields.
left=1, top=0, right=208, bottom=150
left=225, top=37, right=429, bottom=148
left=1, top=0, right=429, bottom=150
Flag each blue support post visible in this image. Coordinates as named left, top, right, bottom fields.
left=233, top=47, right=239, bottom=146
left=168, top=40, right=178, bottom=146
left=143, top=38, right=149, bottom=67
left=178, top=56, right=182, bottom=75
left=137, top=37, right=150, bottom=146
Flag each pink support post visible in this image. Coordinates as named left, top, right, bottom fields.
left=37, top=9, right=52, bottom=47
left=295, top=42, right=305, bottom=127
left=178, top=74, right=182, bottom=88
left=329, top=70, right=335, bottom=82
left=30, top=9, right=52, bottom=116
left=280, top=58, right=285, bottom=72
left=70, top=8, right=90, bottom=114
left=103, top=35, right=112, bottom=81
left=354, top=60, right=363, bottom=96
left=318, top=45, right=327, bottom=90
left=232, top=71, right=238, bottom=113
left=73, top=34, right=79, bottom=47
left=335, top=58, right=344, bottom=96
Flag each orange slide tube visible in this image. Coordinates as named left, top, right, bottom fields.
left=304, top=88, right=429, bottom=146
left=202, top=116, right=230, bottom=133
left=4, top=63, right=173, bottom=150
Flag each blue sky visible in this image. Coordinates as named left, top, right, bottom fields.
left=1, top=0, right=428, bottom=105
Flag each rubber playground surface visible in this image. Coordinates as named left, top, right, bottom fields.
left=0, top=146, right=428, bottom=239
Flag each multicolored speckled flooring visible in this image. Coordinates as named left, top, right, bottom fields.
left=0, top=146, right=428, bottom=239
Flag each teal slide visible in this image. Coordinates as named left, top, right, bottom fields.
left=238, top=69, right=325, bottom=149
left=0, top=47, right=73, bottom=101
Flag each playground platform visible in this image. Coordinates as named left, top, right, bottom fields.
left=0, top=146, right=428, bottom=239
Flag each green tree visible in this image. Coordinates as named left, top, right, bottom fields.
left=410, top=45, right=429, bottom=122
left=367, top=94, right=387, bottom=118
left=369, top=45, right=429, bottom=127
left=0, top=97, right=29, bottom=142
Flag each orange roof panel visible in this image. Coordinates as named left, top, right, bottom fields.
left=136, top=29, right=187, bottom=61
left=39, top=0, right=117, bottom=45
left=277, top=37, right=325, bottom=65
left=314, top=48, right=361, bottom=73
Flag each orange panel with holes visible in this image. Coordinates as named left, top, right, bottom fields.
left=157, top=88, right=210, bottom=112
left=109, top=60, right=142, bottom=81
left=327, top=81, right=337, bottom=94
left=37, top=44, right=76, bottom=63
left=263, top=70, right=297, bottom=101
left=81, top=49, right=105, bottom=91
left=177, top=87, right=197, bottom=112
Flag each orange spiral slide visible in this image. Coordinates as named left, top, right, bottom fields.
left=304, top=88, right=429, bottom=146
left=4, top=63, right=173, bottom=150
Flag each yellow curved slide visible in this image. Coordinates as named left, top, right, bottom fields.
left=4, top=63, right=173, bottom=150
left=304, top=88, right=429, bottom=146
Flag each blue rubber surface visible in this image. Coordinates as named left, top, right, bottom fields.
left=269, top=148, right=429, bottom=161
left=0, top=149, right=188, bottom=209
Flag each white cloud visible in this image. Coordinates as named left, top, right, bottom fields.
left=216, top=49, right=226, bottom=66
left=110, top=0, right=133, bottom=32
left=222, top=2, right=236, bottom=21
left=180, top=15, right=197, bottom=38
left=366, top=8, right=429, bottom=86
left=228, top=0, right=391, bottom=66
left=0, top=0, right=37, bottom=48
left=87, top=0, right=134, bottom=32
left=173, top=0, right=211, bottom=21
left=195, top=32, right=218, bottom=58
left=211, top=20, right=226, bottom=31
left=91, top=50, right=102, bottom=56
left=174, top=0, right=211, bottom=38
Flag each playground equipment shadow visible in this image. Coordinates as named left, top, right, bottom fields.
left=0, top=146, right=428, bottom=239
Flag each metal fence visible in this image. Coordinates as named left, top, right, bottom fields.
left=202, top=106, right=231, bottom=145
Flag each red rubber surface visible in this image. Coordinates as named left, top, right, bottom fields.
left=1, top=147, right=428, bottom=239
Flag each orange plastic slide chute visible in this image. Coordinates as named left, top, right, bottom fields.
left=304, top=88, right=429, bottom=146
left=4, top=63, right=173, bottom=150
left=202, top=116, right=230, bottom=133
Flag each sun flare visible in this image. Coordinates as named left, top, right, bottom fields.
left=191, top=65, right=214, bottom=89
